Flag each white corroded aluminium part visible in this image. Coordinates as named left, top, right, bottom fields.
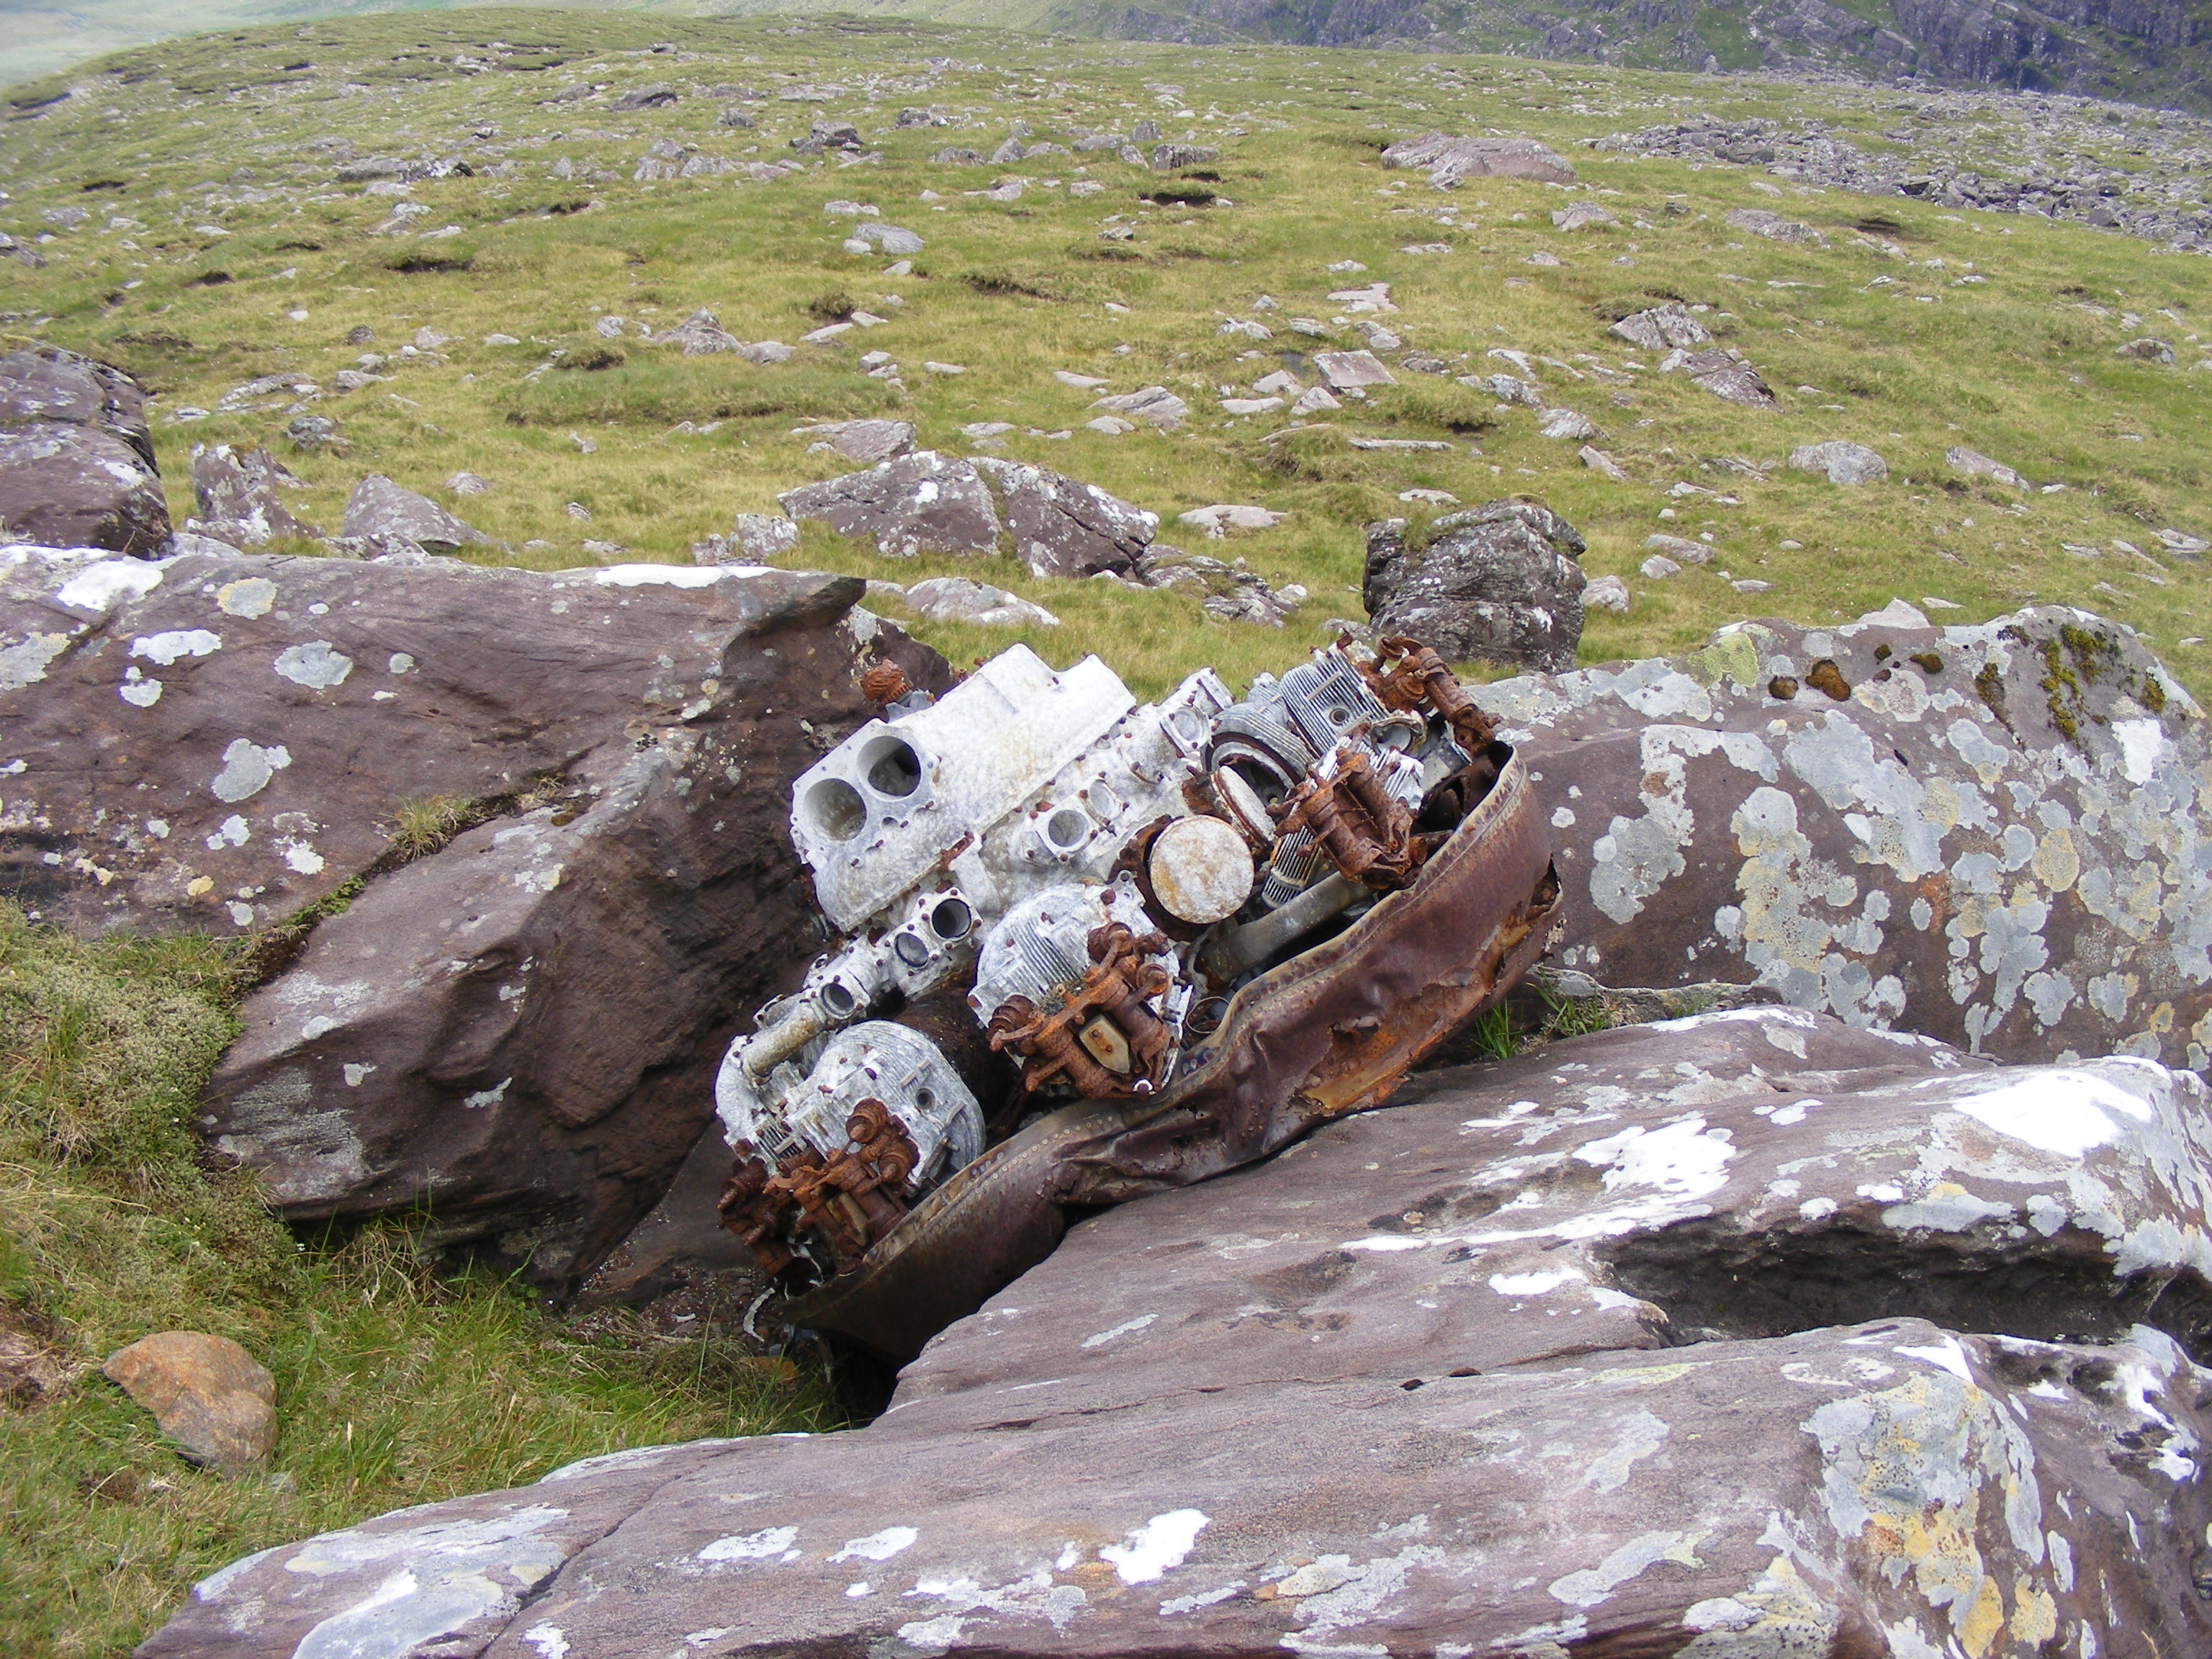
left=971, top=878, right=1161, bottom=1021
left=792, top=645, right=1136, bottom=930
left=772, top=1021, right=984, bottom=1186
left=1148, top=814, right=1254, bottom=924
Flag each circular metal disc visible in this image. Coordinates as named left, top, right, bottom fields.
left=1148, top=814, right=1256, bottom=925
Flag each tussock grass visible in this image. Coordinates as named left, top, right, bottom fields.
left=0, top=904, right=829, bottom=1657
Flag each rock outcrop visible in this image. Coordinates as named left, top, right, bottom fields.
left=339, top=474, right=491, bottom=556
left=1382, top=131, right=1578, bottom=184
left=1789, top=440, right=1891, bottom=485
left=0, top=544, right=949, bottom=1290
left=1363, top=500, right=1588, bottom=672
left=1610, top=302, right=1711, bottom=352
left=1663, top=346, right=1778, bottom=408
left=143, top=1007, right=2212, bottom=1658
left=974, top=456, right=1157, bottom=578
left=1592, top=106, right=2212, bottom=252
left=0, top=346, right=170, bottom=555
left=778, top=451, right=1004, bottom=559
left=188, top=444, right=320, bottom=547
left=1487, top=601, right=2212, bottom=1071
left=777, top=451, right=1159, bottom=577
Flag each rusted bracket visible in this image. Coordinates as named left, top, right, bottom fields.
left=1271, top=747, right=1421, bottom=890
left=986, top=922, right=1177, bottom=1100
left=1362, top=636, right=1498, bottom=755
left=720, top=1102, right=919, bottom=1274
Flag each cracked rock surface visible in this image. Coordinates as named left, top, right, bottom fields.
left=143, top=1008, right=2212, bottom=1659
left=0, top=347, right=169, bottom=555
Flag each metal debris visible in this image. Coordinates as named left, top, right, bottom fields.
left=714, top=637, right=1560, bottom=1345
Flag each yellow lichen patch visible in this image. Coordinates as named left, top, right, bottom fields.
left=1678, top=1556, right=1839, bottom=1659
left=1955, top=1574, right=2007, bottom=1658
left=1864, top=1501, right=1987, bottom=1621
left=1593, top=1361, right=1708, bottom=1388
left=1921, top=776, right=1965, bottom=836
left=1685, top=631, right=1763, bottom=692
left=2009, top=1583, right=2059, bottom=1647
left=1818, top=1372, right=2037, bottom=1655
left=2030, top=828, right=2080, bottom=894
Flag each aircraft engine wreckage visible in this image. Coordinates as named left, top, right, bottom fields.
left=716, top=637, right=1563, bottom=1356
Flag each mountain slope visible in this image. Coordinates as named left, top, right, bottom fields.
left=4, top=0, right=2210, bottom=109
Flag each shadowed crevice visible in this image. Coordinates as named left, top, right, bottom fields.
left=1598, top=1216, right=2212, bottom=1362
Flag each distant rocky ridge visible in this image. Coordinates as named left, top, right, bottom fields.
left=1062, top=0, right=2210, bottom=111
left=1591, top=106, right=2212, bottom=251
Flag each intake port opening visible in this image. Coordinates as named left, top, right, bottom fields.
left=818, top=980, right=858, bottom=1018
left=806, top=778, right=868, bottom=842
left=1044, top=806, right=1092, bottom=853
left=860, top=733, right=924, bottom=799
left=894, top=932, right=932, bottom=968
left=929, top=896, right=974, bottom=940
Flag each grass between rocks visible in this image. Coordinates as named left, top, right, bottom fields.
left=2, top=12, right=2211, bottom=1649
left=0, top=902, right=835, bottom=1658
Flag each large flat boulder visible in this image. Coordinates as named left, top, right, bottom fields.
left=1, top=545, right=950, bottom=1289
left=144, top=1009, right=2212, bottom=1658
left=1364, top=500, right=1588, bottom=672
left=1383, top=131, right=1578, bottom=184
left=1483, top=602, right=2212, bottom=1071
left=0, top=343, right=157, bottom=466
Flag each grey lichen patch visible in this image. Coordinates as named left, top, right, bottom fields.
left=273, top=641, right=355, bottom=690
left=210, top=739, right=292, bottom=804
left=0, top=630, right=69, bottom=693
left=1589, top=728, right=1774, bottom=925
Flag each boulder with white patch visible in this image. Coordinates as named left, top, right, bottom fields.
left=778, top=451, right=1003, bottom=559
left=340, top=473, right=492, bottom=556
left=1381, top=131, right=1578, bottom=186
left=0, top=544, right=951, bottom=1291
left=1484, top=602, right=2212, bottom=1070
left=1364, top=500, right=1588, bottom=673
left=188, top=444, right=320, bottom=547
left=146, top=1008, right=2212, bottom=1659
left=778, top=451, right=1159, bottom=577
left=973, top=456, right=1157, bottom=579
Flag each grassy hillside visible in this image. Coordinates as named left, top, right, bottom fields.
left=3, top=10, right=2207, bottom=697
left=0, top=9, right=2208, bottom=1651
